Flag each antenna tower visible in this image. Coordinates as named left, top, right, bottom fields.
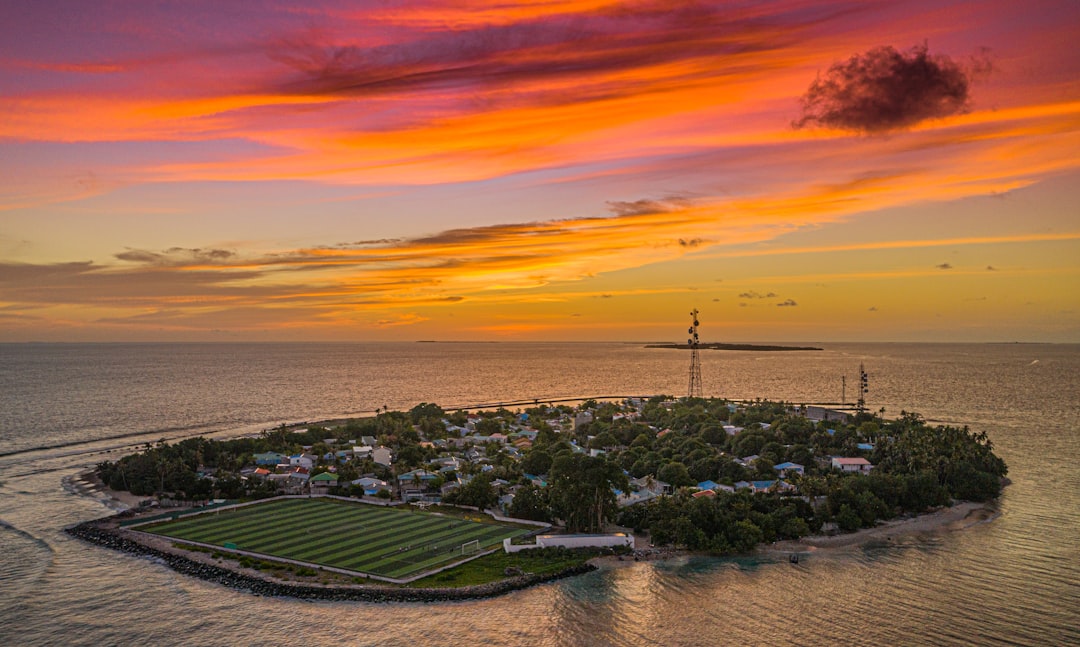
left=856, top=363, right=868, bottom=414
left=687, top=309, right=702, bottom=399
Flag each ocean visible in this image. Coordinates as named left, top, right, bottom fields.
left=1, top=342, right=1077, bottom=646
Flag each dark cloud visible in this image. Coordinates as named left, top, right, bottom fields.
left=986, top=265, right=997, bottom=271
left=794, top=44, right=978, bottom=134
left=777, top=299, right=798, bottom=307
left=0, top=261, right=268, bottom=306
left=329, top=239, right=403, bottom=248
left=868, top=306, right=878, bottom=312
left=936, top=263, right=953, bottom=270
left=115, top=247, right=236, bottom=266
left=679, top=238, right=704, bottom=248
left=606, top=197, right=688, bottom=217
left=738, top=291, right=777, bottom=299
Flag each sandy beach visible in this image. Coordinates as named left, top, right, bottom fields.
left=765, top=500, right=1000, bottom=555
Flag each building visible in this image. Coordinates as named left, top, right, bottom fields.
left=832, top=457, right=873, bottom=473
left=309, top=472, right=339, bottom=493
left=773, top=462, right=805, bottom=477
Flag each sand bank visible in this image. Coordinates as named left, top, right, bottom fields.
left=765, top=500, right=999, bottom=555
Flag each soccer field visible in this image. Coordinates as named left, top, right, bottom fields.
left=140, top=498, right=532, bottom=580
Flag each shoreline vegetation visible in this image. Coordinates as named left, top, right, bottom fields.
left=74, top=396, right=1007, bottom=600
left=645, top=343, right=824, bottom=351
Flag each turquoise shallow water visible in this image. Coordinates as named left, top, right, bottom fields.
left=1, top=342, right=1077, bottom=646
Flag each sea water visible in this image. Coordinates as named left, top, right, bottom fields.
left=0, top=342, right=1077, bottom=646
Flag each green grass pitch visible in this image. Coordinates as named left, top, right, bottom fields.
left=140, top=498, right=532, bottom=579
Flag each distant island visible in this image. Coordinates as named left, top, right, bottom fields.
left=646, top=343, right=823, bottom=351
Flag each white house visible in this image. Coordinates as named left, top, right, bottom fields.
left=289, top=454, right=314, bottom=470
left=832, top=457, right=873, bottom=473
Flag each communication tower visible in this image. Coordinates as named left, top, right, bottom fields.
left=856, top=363, right=868, bottom=414
left=687, top=309, right=703, bottom=399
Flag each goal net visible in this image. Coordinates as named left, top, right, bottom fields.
left=461, top=539, right=481, bottom=556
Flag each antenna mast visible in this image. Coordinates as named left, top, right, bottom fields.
left=687, top=309, right=702, bottom=399
left=856, top=363, right=868, bottom=414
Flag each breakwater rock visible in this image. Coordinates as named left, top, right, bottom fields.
left=65, top=520, right=595, bottom=602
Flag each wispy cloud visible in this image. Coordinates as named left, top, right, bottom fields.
left=739, top=291, right=778, bottom=299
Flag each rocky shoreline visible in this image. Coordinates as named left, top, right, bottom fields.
left=65, top=518, right=595, bottom=603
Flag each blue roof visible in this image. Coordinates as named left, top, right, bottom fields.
left=751, top=480, right=776, bottom=489
left=697, top=480, right=720, bottom=491
left=397, top=470, right=438, bottom=482
left=857, top=443, right=875, bottom=451
left=774, top=462, right=803, bottom=470
left=826, top=428, right=836, bottom=436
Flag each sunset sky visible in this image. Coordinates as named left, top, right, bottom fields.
left=2, top=0, right=1078, bottom=342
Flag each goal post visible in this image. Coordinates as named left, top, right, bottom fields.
left=461, top=539, right=481, bottom=556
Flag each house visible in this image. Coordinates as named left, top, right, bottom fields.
left=252, top=467, right=272, bottom=480
left=253, top=452, right=285, bottom=466
left=832, top=457, right=873, bottom=473
left=351, top=477, right=390, bottom=496
left=353, top=445, right=373, bottom=459
left=617, top=475, right=670, bottom=506
left=524, top=473, right=548, bottom=488
left=736, top=454, right=759, bottom=467
left=629, top=476, right=671, bottom=495
left=361, top=436, right=377, bottom=447
left=288, top=466, right=310, bottom=481
left=734, top=481, right=752, bottom=490
left=310, top=472, right=340, bottom=493
left=398, top=469, right=440, bottom=502
left=750, top=479, right=793, bottom=493
left=750, top=479, right=776, bottom=493
left=372, top=447, right=393, bottom=467
left=802, top=406, right=851, bottom=423
left=697, top=480, right=722, bottom=492
left=289, top=454, right=314, bottom=470
left=692, top=488, right=716, bottom=498
left=396, top=469, right=439, bottom=484
left=856, top=443, right=875, bottom=451
left=773, top=462, right=805, bottom=477
left=432, top=456, right=460, bottom=472
left=723, top=425, right=744, bottom=436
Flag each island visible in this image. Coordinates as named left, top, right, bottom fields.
left=646, top=343, right=824, bottom=351
left=70, top=396, right=1007, bottom=599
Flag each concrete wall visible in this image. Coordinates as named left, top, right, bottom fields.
left=504, top=533, right=633, bottom=553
